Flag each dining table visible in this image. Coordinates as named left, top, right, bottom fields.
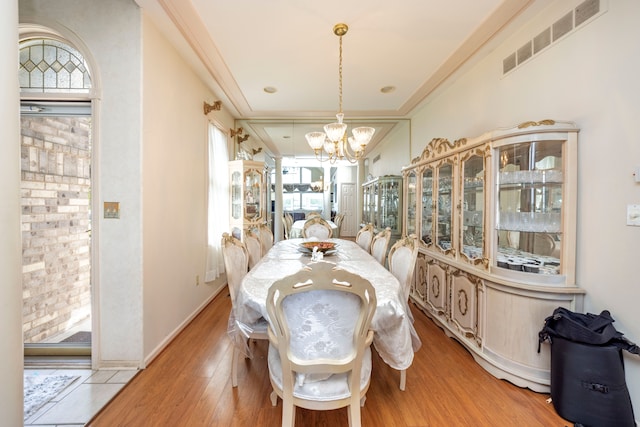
left=289, top=219, right=339, bottom=239
left=232, top=238, right=422, bottom=371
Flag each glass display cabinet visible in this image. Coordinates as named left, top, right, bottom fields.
left=362, top=175, right=403, bottom=239
left=229, top=160, right=266, bottom=240
left=403, top=121, right=583, bottom=393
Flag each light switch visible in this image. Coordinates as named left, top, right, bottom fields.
left=627, top=204, right=640, bottom=226
left=104, top=202, right=120, bottom=219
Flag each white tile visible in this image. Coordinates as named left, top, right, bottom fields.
left=107, top=369, right=139, bottom=383
left=85, top=370, right=117, bottom=384
left=32, top=383, right=125, bottom=425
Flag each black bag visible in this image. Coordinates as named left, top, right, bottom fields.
left=538, top=307, right=638, bottom=427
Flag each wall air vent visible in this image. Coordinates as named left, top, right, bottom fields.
left=373, top=154, right=381, bottom=164
left=517, top=41, right=533, bottom=65
left=503, top=53, right=517, bottom=74
left=575, top=0, right=600, bottom=27
left=502, top=0, right=606, bottom=76
left=533, top=28, right=551, bottom=54
left=552, top=12, right=574, bottom=42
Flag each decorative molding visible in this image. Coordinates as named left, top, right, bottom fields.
left=517, top=119, right=555, bottom=129
left=411, top=137, right=469, bottom=164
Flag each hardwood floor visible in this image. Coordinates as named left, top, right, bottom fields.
left=87, top=289, right=570, bottom=426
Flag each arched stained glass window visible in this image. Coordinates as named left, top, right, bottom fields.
left=19, top=38, right=92, bottom=93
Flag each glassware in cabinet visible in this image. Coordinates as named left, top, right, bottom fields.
left=421, top=167, right=433, bottom=245
left=494, top=138, right=569, bottom=279
left=362, top=175, right=403, bottom=238
left=229, top=160, right=267, bottom=241
left=436, top=162, right=454, bottom=253
left=460, top=153, right=485, bottom=262
left=405, top=171, right=417, bottom=237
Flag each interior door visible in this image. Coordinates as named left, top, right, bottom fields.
left=339, top=182, right=357, bottom=237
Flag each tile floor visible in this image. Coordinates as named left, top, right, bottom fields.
left=24, top=368, right=138, bottom=426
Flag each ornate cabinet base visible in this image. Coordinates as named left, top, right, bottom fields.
left=411, top=250, right=583, bottom=392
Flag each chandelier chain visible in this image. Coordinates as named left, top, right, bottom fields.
left=338, top=33, right=343, bottom=114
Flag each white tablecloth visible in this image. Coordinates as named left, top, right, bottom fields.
left=233, top=238, right=421, bottom=370
left=289, top=219, right=338, bottom=238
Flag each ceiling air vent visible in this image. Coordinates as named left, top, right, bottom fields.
left=502, top=0, right=604, bottom=76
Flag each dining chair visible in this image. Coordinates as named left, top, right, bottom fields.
left=258, top=223, right=274, bottom=256
left=244, top=228, right=262, bottom=270
left=221, top=232, right=269, bottom=387
left=305, top=211, right=321, bottom=219
left=333, top=212, right=345, bottom=237
left=387, top=233, right=419, bottom=391
left=302, top=216, right=332, bottom=240
left=283, top=215, right=291, bottom=239
left=355, top=223, right=375, bottom=252
left=286, top=213, right=294, bottom=237
left=266, top=261, right=377, bottom=427
left=370, top=227, right=392, bottom=267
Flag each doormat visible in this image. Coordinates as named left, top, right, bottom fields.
left=60, top=331, right=91, bottom=343
left=24, top=373, right=80, bottom=420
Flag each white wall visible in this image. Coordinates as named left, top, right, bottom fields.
left=20, top=0, right=145, bottom=367
left=1, top=1, right=24, bottom=423
left=367, top=120, right=412, bottom=177
left=18, top=0, right=236, bottom=370
left=141, top=12, right=234, bottom=362
left=400, top=0, right=640, bottom=415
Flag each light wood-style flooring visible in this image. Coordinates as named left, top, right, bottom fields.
left=87, top=288, right=570, bottom=426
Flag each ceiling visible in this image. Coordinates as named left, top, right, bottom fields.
left=135, top=0, right=542, bottom=161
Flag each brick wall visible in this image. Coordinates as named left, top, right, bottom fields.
left=21, top=115, right=92, bottom=343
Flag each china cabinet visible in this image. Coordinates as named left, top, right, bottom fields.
left=403, top=120, right=584, bottom=392
left=362, top=175, right=403, bottom=239
left=229, top=160, right=267, bottom=240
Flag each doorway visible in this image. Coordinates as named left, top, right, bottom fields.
left=21, top=101, right=93, bottom=357
left=19, top=34, right=95, bottom=358
left=339, top=182, right=357, bottom=237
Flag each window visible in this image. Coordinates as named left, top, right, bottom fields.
left=275, top=167, right=324, bottom=212
left=205, top=124, right=229, bottom=281
left=19, top=38, right=92, bottom=93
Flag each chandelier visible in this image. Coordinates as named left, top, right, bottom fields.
left=305, top=23, right=375, bottom=164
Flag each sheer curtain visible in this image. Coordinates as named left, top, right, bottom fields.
left=205, top=124, right=230, bottom=282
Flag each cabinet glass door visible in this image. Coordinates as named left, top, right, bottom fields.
left=244, top=168, right=262, bottom=220
left=406, top=171, right=417, bottom=236
left=372, top=182, right=379, bottom=228
left=436, top=163, right=453, bottom=252
left=380, top=179, right=400, bottom=233
left=421, top=167, right=433, bottom=245
left=496, top=140, right=563, bottom=275
left=231, top=171, right=242, bottom=220
left=461, top=154, right=484, bottom=261
left=362, top=183, right=371, bottom=224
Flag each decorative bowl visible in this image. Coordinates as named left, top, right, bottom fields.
left=298, top=241, right=337, bottom=253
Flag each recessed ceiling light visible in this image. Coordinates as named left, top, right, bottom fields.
left=380, top=86, right=396, bottom=94
left=263, top=86, right=278, bottom=94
